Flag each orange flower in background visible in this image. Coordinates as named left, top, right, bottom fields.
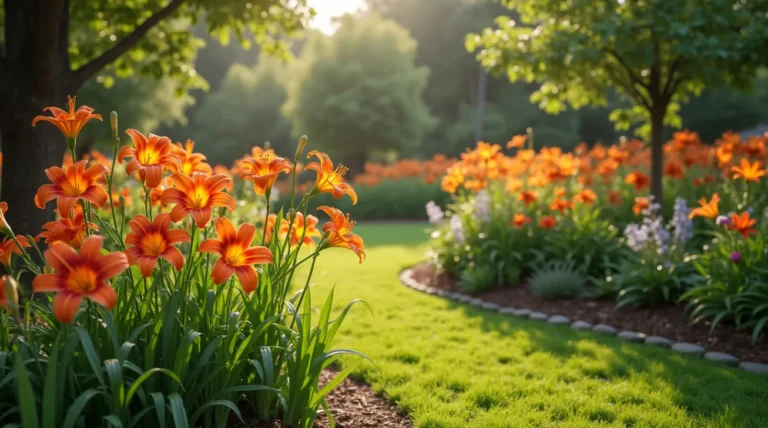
left=36, top=206, right=97, bottom=248
left=608, top=191, right=623, bottom=205
left=475, top=142, right=502, bottom=162
left=0, top=236, right=29, bottom=268
left=111, top=188, right=132, bottom=207
left=554, top=188, right=567, bottom=197
left=507, top=135, right=527, bottom=149
left=34, top=160, right=109, bottom=217
left=540, top=147, right=563, bottom=163
left=118, top=129, right=178, bottom=188
left=306, top=151, right=358, bottom=204
left=511, top=214, right=531, bottom=229
left=731, top=158, right=766, bottom=182
left=0, top=201, right=11, bottom=235
left=539, top=216, right=557, bottom=229
left=624, top=171, right=650, bottom=191
left=162, top=172, right=235, bottom=227
left=742, top=137, right=766, bottom=158
left=125, top=213, right=190, bottom=277
left=32, top=236, right=128, bottom=323
left=632, top=197, right=650, bottom=215
left=518, top=190, right=538, bottom=206
left=264, top=213, right=283, bottom=243
left=689, top=194, right=720, bottom=219
left=575, top=189, right=597, bottom=204
left=664, top=160, right=685, bottom=179
left=279, top=212, right=322, bottom=247
left=549, top=198, right=574, bottom=213
left=172, top=140, right=213, bottom=175
left=199, top=217, right=273, bottom=293
left=31, top=96, right=102, bottom=142
left=239, top=153, right=293, bottom=195
left=505, top=178, right=523, bottom=193
left=317, top=206, right=365, bottom=263
left=716, top=144, right=734, bottom=166
left=516, top=149, right=536, bottom=162
left=213, top=165, right=235, bottom=192
left=729, top=212, right=758, bottom=238
left=607, top=146, right=629, bottom=164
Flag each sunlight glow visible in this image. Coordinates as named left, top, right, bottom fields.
left=308, top=0, right=366, bottom=34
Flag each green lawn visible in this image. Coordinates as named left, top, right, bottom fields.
left=307, top=223, right=768, bottom=428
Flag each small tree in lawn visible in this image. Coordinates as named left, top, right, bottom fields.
left=466, top=0, right=768, bottom=205
left=283, top=13, right=436, bottom=174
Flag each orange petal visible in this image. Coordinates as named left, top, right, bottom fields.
left=56, top=196, right=78, bottom=218
left=199, top=239, right=224, bottom=255
left=166, top=229, right=191, bottom=245
left=144, top=165, right=164, bottom=188
left=45, top=243, right=79, bottom=272
left=162, top=246, right=185, bottom=271
left=211, top=258, right=235, bottom=285
left=33, top=273, right=61, bottom=293
left=235, top=266, right=258, bottom=294
left=79, top=235, right=104, bottom=261
left=53, top=291, right=83, bottom=323
left=191, top=208, right=212, bottom=228
left=236, top=223, right=256, bottom=247
left=242, top=246, right=274, bottom=265
left=138, top=256, right=158, bottom=278
left=88, top=284, right=117, bottom=310
left=95, top=252, right=129, bottom=280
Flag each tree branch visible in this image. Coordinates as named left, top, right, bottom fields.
left=604, top=64, right=652, bottom=110
left=70, top=0, right=186, bottom=90
left=662, top=55, right=684, bottom=98
left=603, top=48, right=650, bottom=90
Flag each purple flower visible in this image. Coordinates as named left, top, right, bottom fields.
left=716, top=215, right=731, bottom=226
left=730, top=251, right=741, bottom=263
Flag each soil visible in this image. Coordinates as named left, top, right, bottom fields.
left=410, top=262, right=768, bottom=363
left=235, top=369, right=412, bottom=428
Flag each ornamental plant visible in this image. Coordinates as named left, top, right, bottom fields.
left=0, top=98, right=371, bottom=427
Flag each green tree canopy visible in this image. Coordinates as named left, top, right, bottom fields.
left=467, top=0, right=768, bottom=203
left=283, top=13, right=436, bottom=173
left=189, top=57, right=292, bottom=166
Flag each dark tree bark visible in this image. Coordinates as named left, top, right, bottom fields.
left=649, top=104, right=666, bottom=206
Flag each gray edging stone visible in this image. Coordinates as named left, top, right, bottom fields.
left=399, top=267, right=766, bottom=375
left=671, top=342, right=706, bottom=357
left=571, top=320, right=593, bottom=331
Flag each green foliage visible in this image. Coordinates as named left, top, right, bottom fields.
left=611, top=258, right=701, bottom=308
left=189, top=57, right=293, bottom=166
left=529, top=260, right=586, bottom=299
left=283, top=14, right=436, bottom=171
left=460, top=264, right=497, bottom=293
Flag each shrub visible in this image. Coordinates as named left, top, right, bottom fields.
left=529, top=261, right=587, bottom=299
left=459, top=264, right=497, bottom=292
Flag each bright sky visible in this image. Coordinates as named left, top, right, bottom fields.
left=308, top=0, right=367, bottom=34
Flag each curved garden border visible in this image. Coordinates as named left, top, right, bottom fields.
left=399, top=266, right=768, bottom=375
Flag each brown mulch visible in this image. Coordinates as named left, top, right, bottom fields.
left=410, top=262, right=768, bottom=363
left=236, top=369, right=412, bottom=428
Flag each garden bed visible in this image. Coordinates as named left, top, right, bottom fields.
left=410, top=262, right=768, bottom=363
left=239, top=369, right=412, bottom=428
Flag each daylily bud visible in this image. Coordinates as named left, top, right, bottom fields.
left=0, top=202, right=13, bottom=237
left=295, top=135, right=308, bottom=159
left=2, top=276, right=19, bottom=315
left=264, top=141, right=271, bottom=150
left=110, top=111, right=118, bottom=136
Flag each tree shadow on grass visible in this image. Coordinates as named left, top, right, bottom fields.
left=443, top=300, right=768, bottom=427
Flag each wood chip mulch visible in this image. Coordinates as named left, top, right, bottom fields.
left=236, top=369, right=412, bottom=428
left=410, top=262, right=768, bottom=363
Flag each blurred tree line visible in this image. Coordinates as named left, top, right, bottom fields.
left=79, top=0, right=768, bottom=168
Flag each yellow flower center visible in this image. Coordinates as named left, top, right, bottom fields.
left=65, top=265, right=98, bottom=294
left=139, top=148, right=161, bottom=166
left=190, top=186, right=210, bottom=209
left=61, top=176, right=88, bottom=196
left=140, top=232, right=167, bottom=256
left=224, top=245, right=245, bottom=266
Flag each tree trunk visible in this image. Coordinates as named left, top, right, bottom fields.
left=649, top=104, right=666, bottom=207
left=0, top=111, right=65, bottom=237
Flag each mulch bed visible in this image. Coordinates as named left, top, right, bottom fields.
left=236, top=369, right=412, bottom=428
left=410, top=262, right=768, bottom=363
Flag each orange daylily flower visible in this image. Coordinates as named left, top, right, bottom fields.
left=554, top=188, right=567, bottom=197
left=510, top=214, right=531, bottom=229
left=608, top=191, right=623, bottom=205
left=624, top=171, right=650, bottom=191
left=125, top=213, right=191, bottom=278
left=689, top=194, right=720, bottom=219
left=0, top=275, right=13, bottom=310
left=729, top=212, right=758, bottom=238
left=505, top=178, right=523, bottom=193
left=279, top=212, right=322, bottom=247
left=306, top=151, right=357, bottom=204
left=264, top=213, right=284, bottom=243
left=518, top=190, right=538, bottom=206
left=507, top=135, right=527, bottom=149
left=539, top=216, right=557, bottom=229
left=664, top=160, right=685, bottom=179
left=31, top=96, right=102, bottom=142
left=731, top=158, right=766, bottom=182
left=632, top=197, right=650, bottom=215
left=239, top=153, right=293, bottom=195
left=34, top=160, right=109, bottom=217
left=118, top=129, right=179, bottom=188
left=549, top=198, right=574, bottom=213
left=32, top=236, right=129, bottom=323
left=172, top=140, right=213, bottom=175
left=36, top=206, right=97, bottom=248
left=0, top=236, right=29, bottom=268
left=199, top=217, right=274, bottom=293
left=317, top=206, right=365, bottom=263
left=162, top=172, right=235, bottom=228
left=574, top=189, right=597, bottom=204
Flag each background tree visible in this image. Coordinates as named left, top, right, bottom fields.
left=283, top=13, right=436, bottom=173
left=0, top=0, right=310, bottom=235
left=189, top=57, right=292, bottom=166
left=467, top=0, right=768, bottom=203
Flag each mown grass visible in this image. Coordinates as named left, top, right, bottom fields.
left=304, top=223, right=768, bottom=428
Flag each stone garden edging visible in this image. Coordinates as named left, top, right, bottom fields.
left=399, top=267, right=768, bottom=375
